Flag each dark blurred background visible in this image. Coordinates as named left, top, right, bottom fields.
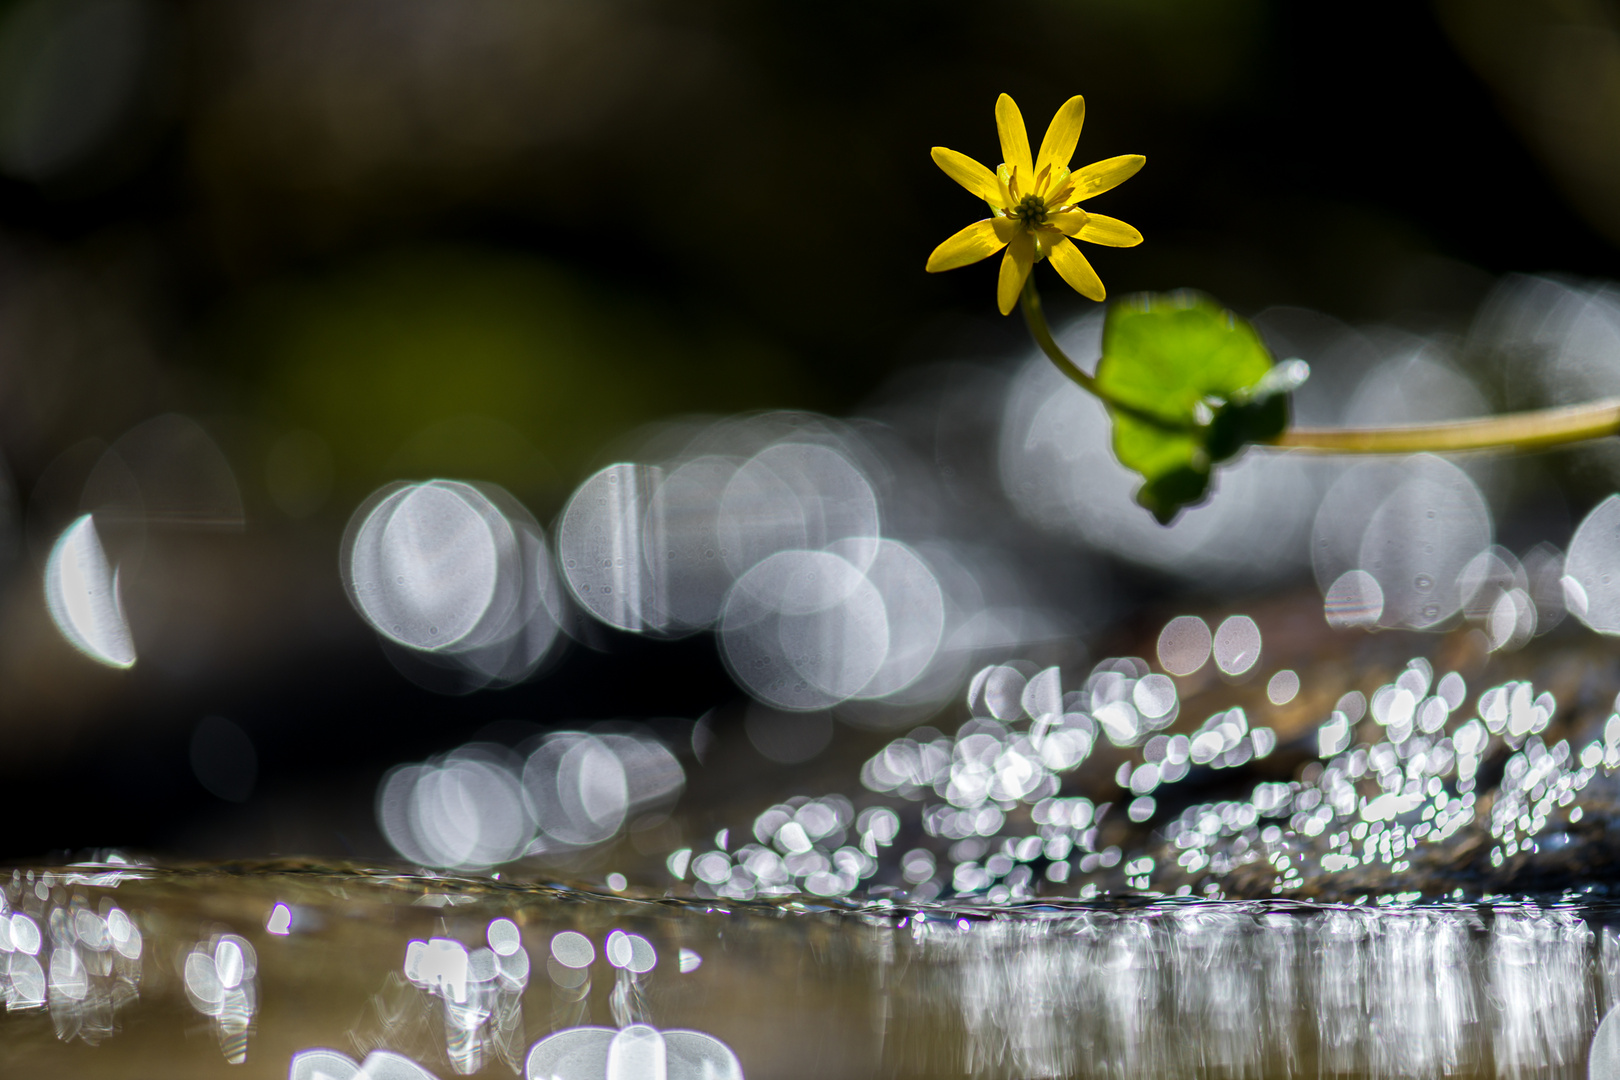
left=0, top=0, right=1616, bottom=861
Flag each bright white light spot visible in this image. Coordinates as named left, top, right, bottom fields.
left=9, top=913, right=39, bottom=956
left=1488, top=588, right=1535, bottom=651
left=290, top=1048, right=360, bottom=1080
left=642, top=455, right=740, bottom=631
left=1213, top=615, right=1261, bottom=676
left=1417, top=696, right=1448, bottom=733
left=721, top=549, right=889, bottom=711
left=1133, top=673, right=1178, bottom=719
left=608, top=1025, right=667, bottom=1080
left=486, top=917, right=520, bottom=956
left=404, top=938, right=468, bottom=1003
left=981, top=665, right=1028, bottom=721
left=524, top=733, right=630, bottom=849
left=528, top=1025, right=743, bottom=1080
left=1357, top=455, right=1491, bottom=629
left=43, top=515, right=135, bottom=668
left=215, top=938, right=245, bottom=989
left=1593, top=1004, right=1620, bottom=1080
left=558, top=463, right=662, bottom=633
left=717, top=442, right=881, bottom=578
left=380, top=752, right=533, bottom=870
left=606, top=873, right=628, bottom=893
left=1156, top=616, right=1211, bottom=677
left=354, top=1050, right=438, bottom=1080
left=1564, top=495, right=1620, bottom=634
left=1021, top=666, right=1063, bottom=719
left=266, top=903, right=292, bottom=936
left=625, top=934, right=656, bottom=974
left=345, top=480, right=511, bottom=651
left=840, top=539, right=945, bottom=700
left=1266, top=670, right=1299, bottom=705
left=48, top=947, right=87, bottom=1002
left=678, top=948, right=702, bottom=974
left=550, top=931, right=595, bottom=970
left=605, top=929, right=632, bottom=969
left=1324, top=569, right=1384, bottom=628
left=183, top=950, right=223, bottom=1015
left=1096, top=700, right=1141, bottom=746
left=1319, top=713, right=1350, bottom=757
left=1437, top=671, right=1466, bottom=711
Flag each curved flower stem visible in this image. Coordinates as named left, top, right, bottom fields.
left=1019, top=279, right=1188, bottom=433
left=1019, top=278, right=1102, bottom=397
left=1272, top=400, right=1620, bottom=454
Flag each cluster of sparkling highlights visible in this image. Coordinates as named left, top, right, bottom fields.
left=926, top=93, right=1145, bottom=313
left=661, top=601, right=1620, bottom=907
left=0, top=867, right=144, bottom=1045
left=304, top=917, right=736, bottom=1080
left=851, top=642, right=1278, bottom=902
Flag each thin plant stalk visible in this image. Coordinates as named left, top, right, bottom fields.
left=1019, top=278, right=1620, bottom=455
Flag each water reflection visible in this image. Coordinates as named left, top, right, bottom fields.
left=16, top=855, right=1620, bottom=1078
left=0, top=877, right=143, bottom=1046
left=291, top=1048, right=440, bottom=1080
left=877, top=902, right=1620, bottom=1080
left=525, top=1024, right=743, bottom=1080
left=182, top=931, right=258, bottom=1063
left=397, top=920, right=530, bottom=1075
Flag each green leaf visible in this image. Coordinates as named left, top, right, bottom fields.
left=1096, top=291, right=1300, bottom=524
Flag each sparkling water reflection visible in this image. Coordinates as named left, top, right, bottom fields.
left=9, top=862, right=1620, bottom=1077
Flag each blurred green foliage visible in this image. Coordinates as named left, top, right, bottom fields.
left=219, top=247, right=805, bottom=508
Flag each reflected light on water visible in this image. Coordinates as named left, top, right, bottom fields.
left=398, top=921, right=531, bottom=1075
left=43, top=513, right=135, bottom=668
left=182, top=931, right=258, bottom=1064
left=524, top=1024, right=742, bottom=1080
left=894, top=903, right=1620, bottom=1080
left=291, top=1048, right=444, bottom=1080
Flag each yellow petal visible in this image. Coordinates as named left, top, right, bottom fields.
left=1050, top=210, right=1090, bottom=236
left=997, top=230, right=1036, bottom=315
left=995, top=164, right=1016, bottom=205
left=995, top=94, right=1033, bottom=178
left=1070, top=154, right=1145, bottom=201
left=1035, top=96, right=1086, bottom=175
left=930, top=147, right=1003, bottom=206
left=1048, top=236, right=1105, bottom=302
left=1076, top=214, right=1143, bottom=247
left=1043, top=166, right=1072, bottom=204
left=926, top=219, right=1011, bottom=272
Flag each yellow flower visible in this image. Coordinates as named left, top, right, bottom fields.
left=926, top=94, right=1145, bottom=315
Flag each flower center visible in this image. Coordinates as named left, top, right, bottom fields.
left=1012, top=194, right=1048, bottom=228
